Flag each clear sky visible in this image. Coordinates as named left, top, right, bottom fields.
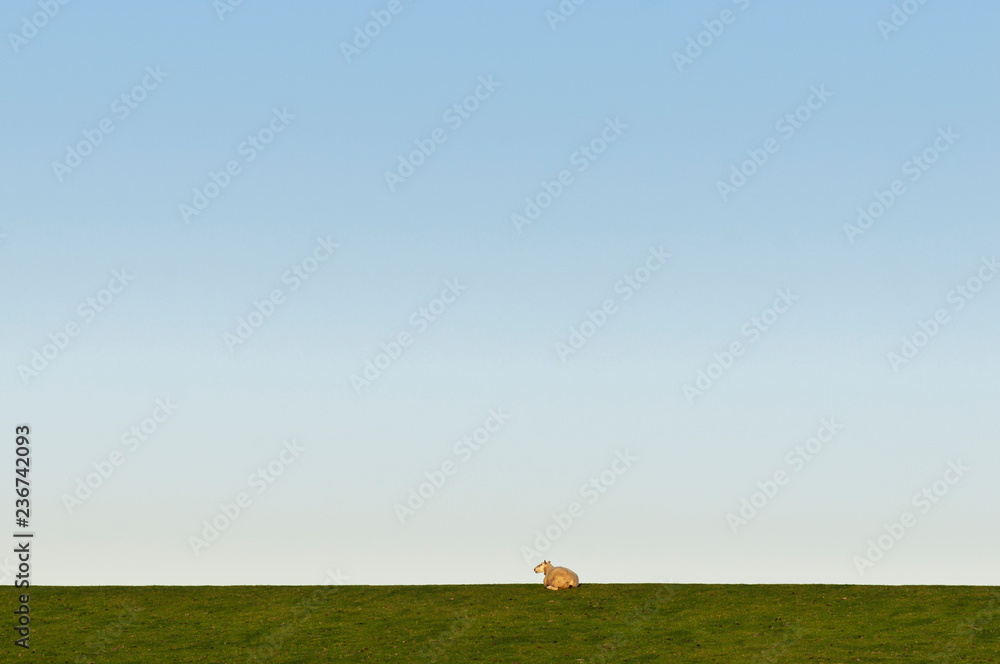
left=2, top=0, right=998, bottom=586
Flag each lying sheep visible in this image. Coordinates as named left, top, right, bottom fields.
left=533, top=560, right=579, bottom=590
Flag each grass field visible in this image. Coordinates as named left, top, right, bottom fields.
left=7, top=584, right=1000, bottom=662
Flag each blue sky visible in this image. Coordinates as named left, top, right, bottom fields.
left=2, top=0, right=998, bottom=586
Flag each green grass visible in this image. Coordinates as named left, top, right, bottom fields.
left=6, top=584, right=1000, bottom=662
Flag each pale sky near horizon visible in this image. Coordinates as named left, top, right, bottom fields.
left=2, top=0, right=999, bottom=586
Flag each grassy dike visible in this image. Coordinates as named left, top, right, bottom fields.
left=6, top=584, right=999, bottom=662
